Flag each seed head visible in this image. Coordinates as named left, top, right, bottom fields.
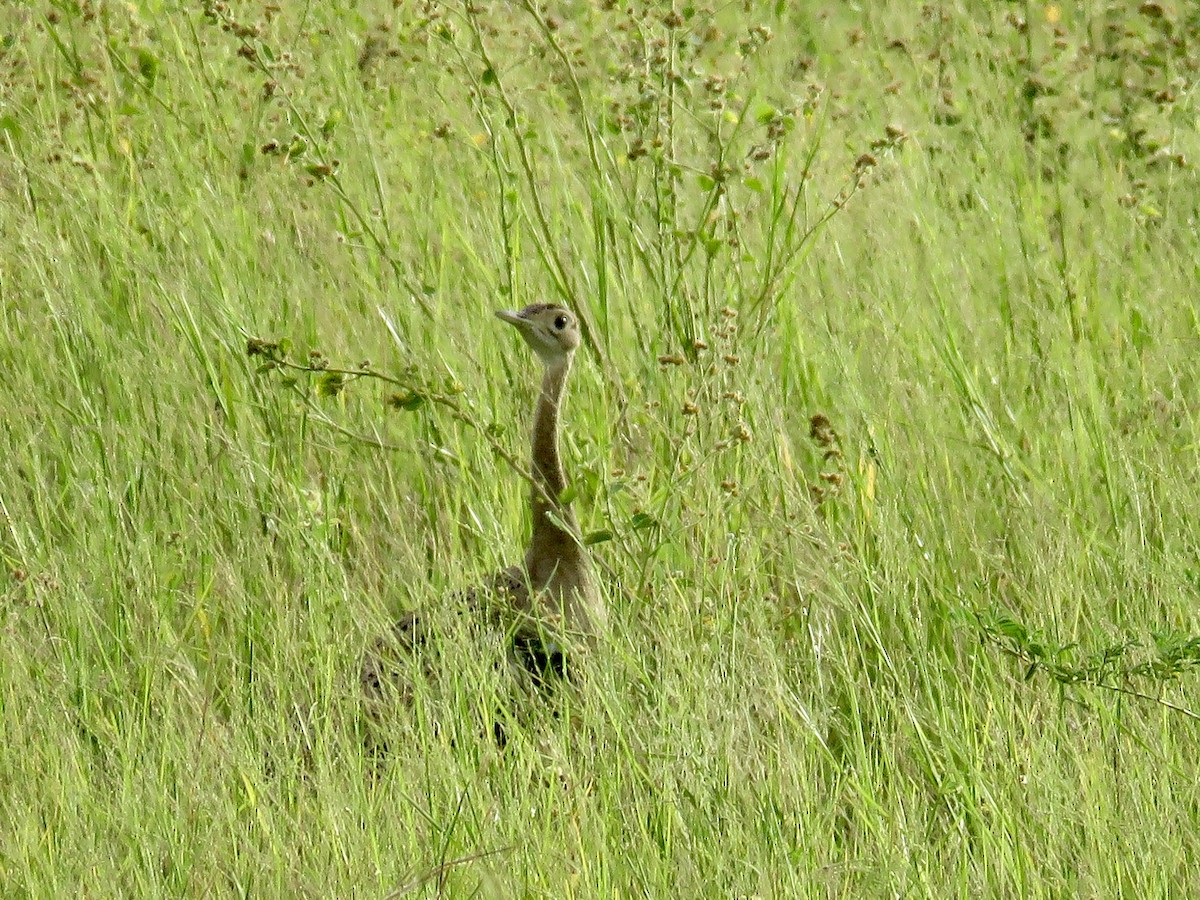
left=854, top=152, right=877, bottom=173
left=809, top=413, right=836, bottom=447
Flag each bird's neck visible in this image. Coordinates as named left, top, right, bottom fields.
left=529, top=357, right=578, bottom=545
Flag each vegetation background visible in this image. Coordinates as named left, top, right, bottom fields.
left=2, top=0, right=1199, bottom=895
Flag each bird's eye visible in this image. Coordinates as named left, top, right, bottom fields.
left=553, top=315, right=568, bottom=330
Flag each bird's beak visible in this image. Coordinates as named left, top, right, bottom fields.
left=495, top=309, right=526, bottom=327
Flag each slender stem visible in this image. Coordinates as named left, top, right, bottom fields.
left=263, top=356, right=552, bottom=505
left=383, top=846, right=514, bottom=900
left=286, top=384, right=407, bottom=452
left=1099, top=684, right=1200, bottom=723
left=989, top=639, right=1200, bottom=722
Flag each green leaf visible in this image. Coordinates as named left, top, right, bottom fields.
left=389, top=391, right=425, bottom=411
left=1130, top=306, right=1150, bottom=352
left=304, top=162, right=337, bottom=179
left=754, top=102, right=779, bottom=124
left=135, top=47, right=160, bottom=86
left=990, top=613, right=1027, bottom=643
left=320, top=109, right=342, bottom=137
left=744, top=176, right=764, bottom=193
left=433, top=446, right=461, bottom=465
left=557, top=484, right=578, bottom=505
left=545, top=510, right=573, bottom=534
left=696, top=172, right=715, bottom=191
left=630, top=512, right=658, bottom=531
left=584, top=530, right=613, bottom=545
left=317, top=372, right=345, bottom=397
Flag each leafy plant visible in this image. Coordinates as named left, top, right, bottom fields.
left=979, top=607, right=1200, bottom=721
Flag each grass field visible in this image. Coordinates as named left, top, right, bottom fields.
left=3, top=1, right=1200, bottom=895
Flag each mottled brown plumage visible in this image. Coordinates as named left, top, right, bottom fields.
left=494, top=304, right=607, bottom=654
left=361, top=304, right=605, bottom=719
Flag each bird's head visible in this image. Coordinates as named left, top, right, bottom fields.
left=495, top=304, right=581, bottom=363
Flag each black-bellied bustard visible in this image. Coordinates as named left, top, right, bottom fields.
left=361, top=304, right=606, bottom=721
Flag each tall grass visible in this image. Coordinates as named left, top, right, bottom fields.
left=2, top=0, right=1199, bottom=895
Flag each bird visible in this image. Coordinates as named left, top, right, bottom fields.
left=361, top=303, right=606, bottom=725
left=493, top=303, right=607, bottom=676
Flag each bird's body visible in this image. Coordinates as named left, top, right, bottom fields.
left=363, top=303, right=604, bottom=717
